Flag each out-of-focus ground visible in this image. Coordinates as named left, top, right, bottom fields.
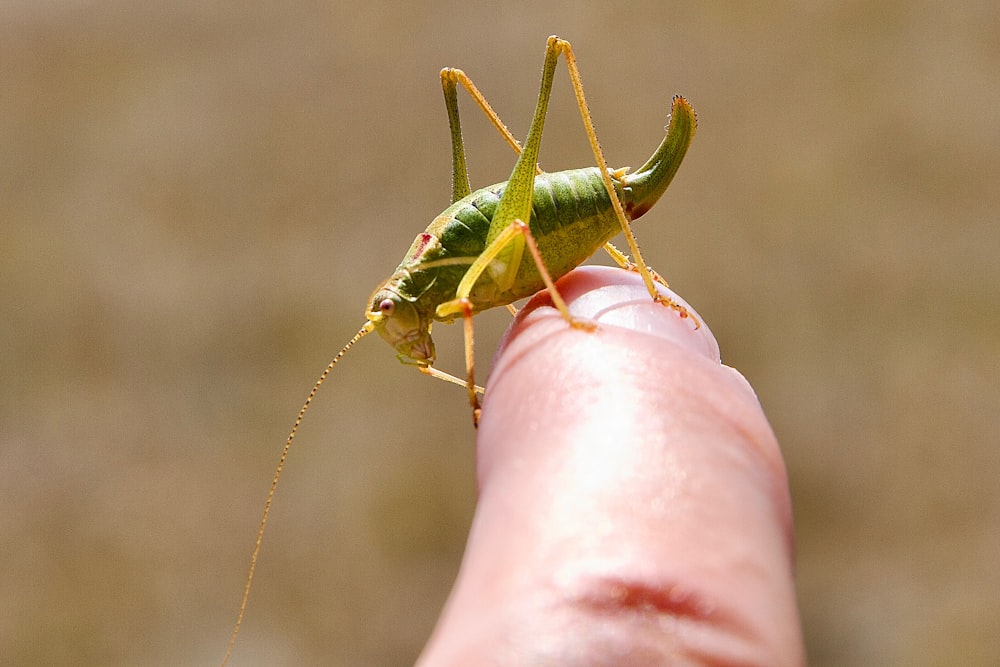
left=2, top=1, right=997, bottom=665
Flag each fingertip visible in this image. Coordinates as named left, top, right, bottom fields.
left=422, top=266, right=803, bottom=665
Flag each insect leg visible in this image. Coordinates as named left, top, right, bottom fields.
left=437, top=37, right=589, bottom=323
left=442, top=37, right=581, bottom=312
left=429, top=295, right=485, bottom=425
left=440, top=70, right=472, bottom=203
left=418, top=364, right=485, bottom=395
left=601, top=240, right=698, bottom=326
left=436, top=218, right=591, bottom=329
left=458, top=298, right=482, bottom=425
left=601, top=241, right=671, bottom=290
left=478, top=35, right=566, bottom=295
left=439, top=67, right=543, bottom=180
left=557, top=40, right=694, bottom=322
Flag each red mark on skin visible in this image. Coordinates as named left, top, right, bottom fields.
left=576, top=578, right=718, bottom=621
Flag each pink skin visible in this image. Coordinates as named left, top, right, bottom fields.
left=418, top=266, right=804, bottom=666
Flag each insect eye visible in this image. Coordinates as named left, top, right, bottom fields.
left=379, top=298, right=395, bottom=315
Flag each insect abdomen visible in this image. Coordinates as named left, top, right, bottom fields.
left=437, top=167, right=621, bottom=302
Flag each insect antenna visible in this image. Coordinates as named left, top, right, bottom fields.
left=221, top=321, right=374, bottom=666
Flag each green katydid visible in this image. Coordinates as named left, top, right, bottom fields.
left=221, top=35, right=696, bottom=665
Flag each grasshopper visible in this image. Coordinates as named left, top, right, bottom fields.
left=221, top=35, right=696, bottom=665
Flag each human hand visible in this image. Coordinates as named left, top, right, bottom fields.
left=419, top=265, right=804, bottom=666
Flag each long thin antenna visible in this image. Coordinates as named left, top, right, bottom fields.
left=221, top=321, right=374, bottom=666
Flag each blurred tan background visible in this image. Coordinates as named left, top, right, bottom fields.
left=2, top=1, right=997, bottom=665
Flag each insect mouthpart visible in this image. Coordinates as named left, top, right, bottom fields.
left=400, top=334, right=435, bottom=363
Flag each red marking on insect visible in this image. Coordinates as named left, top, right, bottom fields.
left=413, top=232, right=433, bottom=258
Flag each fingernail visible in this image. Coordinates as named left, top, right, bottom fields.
left=567, top=279, right=721, bottom=363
